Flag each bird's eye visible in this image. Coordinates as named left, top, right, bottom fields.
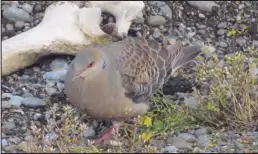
left=87, top=61, right=95, bottom=68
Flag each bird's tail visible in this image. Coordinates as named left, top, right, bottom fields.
left=166, top=41, right=202, bottom=73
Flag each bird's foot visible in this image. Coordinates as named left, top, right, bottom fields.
left=87, top=126, right=120, bottom=145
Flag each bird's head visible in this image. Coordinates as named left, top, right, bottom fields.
left=71, top=48, right=108, bottom=81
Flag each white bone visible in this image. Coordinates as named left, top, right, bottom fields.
left=87, top=1, right=145, bottom=38
left=2, top=1, right=145, bottom=76
left=2, top=1, right=110, bottom=76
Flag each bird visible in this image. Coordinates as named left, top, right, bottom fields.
left=64, top=33, right=202, bottom=145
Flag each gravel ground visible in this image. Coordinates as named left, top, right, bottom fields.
left=1, top=1, right=258, bottom=153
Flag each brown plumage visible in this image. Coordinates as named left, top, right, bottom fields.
left=64, top=36, right=202, bottom=144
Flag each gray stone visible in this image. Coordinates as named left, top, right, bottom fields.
left=197, top=24, right=207, bottom=29
left=43, top=69, right=68, bottom=81
left=15, top=21, right=25, bottom=29
left=83, top=126, right=96, bottom=138
left=9, top=137, right=21, bottom=144
left=194, top=128, right=207, bottom=137
left=6, top=24, right=14, bottom=31
left=46, top=87, right=57, bottom=96
left=2, top=101, right=12, bottom=109
left=33, top=113, right=43, bottom=121
left=252, top=40, right=258, bottom=48
left=178, top=133, right=197, bottom=143
left=217, top=29, right=226, bottom=36
left=34, top=4, right=42, bottom=12
left=197, top=134, right=210, bottom=146
left=217, top=22, right=227, bottom=29
left=238, top=4, right=245, bottom=9
left=22, top=92, right=34, bottom=98
left=187, top=1, right=220, bottom=12
left=3, top=122, right=16, bottom=130
left=10, top=95, right=24, bottom=107
left=152, top=28, right=161, bottom=38
left=236, top=37, right=246, bottom=47
left=160, top=146, right=178, bottom=153
left=3, top=145, right=18, bottom=152
left=22, top=97, right=46, bottom=108
left=50, top=59, right=69, bottom=71
left=218, top=41, right=228, bottom=48
left=148, top=1, right=172, bottom=19
left=2, top=93, right=13, bottom=98
left=45, top=132, right=59, bottom=142
left=168, top=137, right=193, bottom=149
left=3, top=6, right=31, bottom=22
left=198, top=13, right=205, bottom=19
left=21, top=3, right=33, bottom=13
left=2, top=139, right=8, bottom=146
left=183, top=96, right=199, bottom=109
left=147, top=15, right=166, bottom=26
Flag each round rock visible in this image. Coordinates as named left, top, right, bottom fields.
left=3, top=5, right=31, bottom=22
left=147, top=15, right=166, bottom=26
left=22, top=97, right=46, bottom=108
left=21, top=3, right=33, bottom=13
left=14, top=21, right=25, bottom=29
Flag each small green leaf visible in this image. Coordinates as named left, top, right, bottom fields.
left=153, top=120, right=164, bottom=131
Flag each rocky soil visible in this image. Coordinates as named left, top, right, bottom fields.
left=1, top=1, right=258, bottom=153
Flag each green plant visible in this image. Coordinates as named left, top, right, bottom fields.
left=191, top=51, right=258, bottom=130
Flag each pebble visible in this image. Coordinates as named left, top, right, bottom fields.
left=46, top=87, right=57, bottom=96
left=194, top=128, right=207, bottom=137
left=217, top=29, right=226, bottom=36
left=178, top=133, right=197, bottom=143
left=253, top=40, right=258, bottom=48
left=152, top=28, right=162, bottom=38
left=198, top=13, right=206, bottom=19
left=3, top=122, right=16, bottom=130
left=238, top=4, right=245, bottom=10
left=218, top=41, right=228, bottom=48
left=18, top=141, right=29, bottom=151
left=160, top=145, right=178, bottom=153
left=147, top=15, right=166, bottom=26
left=45, top=132, right=59, bottom=142
left=197, top=134, right=210, bottom=146
left=2, top=101, right=13, bottom=109
left=21, top=3, right=33, bottom=13
left=183, top=96, right=199, bottom=109
left=6, top=24, right=14, bottom=31
left=148, top=1, right=172, bottom=19
left=34, top=4, right=42, bottom=12
left=10, top=95, right=24, bottom=107
left=236, top=37, right=246, bottom=47
left=3, top=145, right=18, bottom=152
left=9, top=137, right=21, bottom=144
left=2, top=139, right=8, bottom=146
left=197, top=24, right=207, bottom=29
left=22, top=92, right=34, bottom=98
left=15, top=21, right=25, bottom=29
left=109, top=140, right=123, bottom=146
left=57, top=82, right=65, bottom=91
left=3, top=6, right=31, bottom=22
left=168, top=137, right=193, bottom=149
left=22, top=97, right=46, bottom=108
left=83, top=126, right=96, bottom=138
left=43, top=69, right=68, bottom=82
left=33, top=113, right=43, bottom=121
left=50, top=58, right=68, bottom=71
left=217, top=22, right=228, bottom=29
left=187, top=1, right=220, bottom=12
